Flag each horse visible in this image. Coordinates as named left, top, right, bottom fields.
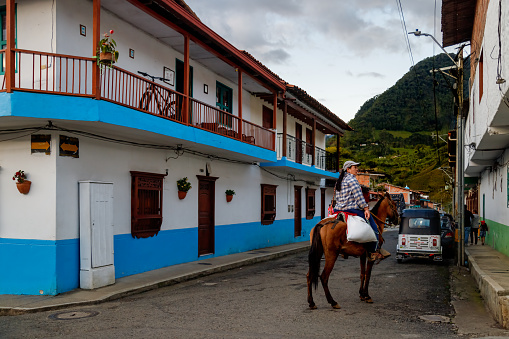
left=306, top=192, right=400, bottom=309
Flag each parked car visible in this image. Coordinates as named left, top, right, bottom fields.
left=396, top=208, right=443, bottom=263
left=440, top=214, right=455, bottom=257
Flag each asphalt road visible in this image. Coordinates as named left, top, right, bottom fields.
left=0, top=230, right=507, bottom=338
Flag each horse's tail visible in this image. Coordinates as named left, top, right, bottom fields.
left=308, top=224, right=324, bottom=290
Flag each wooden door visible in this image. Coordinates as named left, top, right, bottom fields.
left=295, top=123, right=302, bottom=164
left=320, top=188, right=326, bottom=220
left=197, top=176, right=217, bottom=256
left=262, top=106, right=273, bottom=129
left=294, top=186, right=302, bottom=237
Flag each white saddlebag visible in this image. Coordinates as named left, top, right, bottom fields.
left=346, top=215, right=377, bottom=243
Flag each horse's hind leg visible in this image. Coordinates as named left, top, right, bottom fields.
left=320, top=252, right=341, bottom=309
left=306, top=271, right=317, bottom=309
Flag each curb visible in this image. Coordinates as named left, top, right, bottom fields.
left=466, top=248, right=509, bottom=329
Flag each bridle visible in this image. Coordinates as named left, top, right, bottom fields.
left=372, top=196, right=399, bottom=226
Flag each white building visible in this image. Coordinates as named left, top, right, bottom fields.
left=0, top=0, right=350, bottom=295
left=443, top=0, right=509, bottom=254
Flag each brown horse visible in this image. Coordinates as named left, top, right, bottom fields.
left=306, top=192, right=399, bottom=309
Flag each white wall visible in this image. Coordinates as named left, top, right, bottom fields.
left=465, top=0, right=509, bottom=171
left=50, top=131, right=324, bottom=240
left=0, top=136, right=57, bottom=240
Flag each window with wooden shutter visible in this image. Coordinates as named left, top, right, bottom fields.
left=131, top=171, right=165, bottom=238
left=306, top=188, right=315, bottom=220
left=261, top=184, right=277, bottom=225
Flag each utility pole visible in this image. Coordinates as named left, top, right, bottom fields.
left=456, top=47, right=465, bottom=266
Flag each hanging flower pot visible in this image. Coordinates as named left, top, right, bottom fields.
left=13, top=170, right=31, bottom=194
left=16, top=180, right=31, bottom=194
left=99, top=52, right=114, bottom=64
left=225, top=189, right=235, bottom=203
left=177, top=177, right=191, bottom=200
left=178, top=190, right=187, bottom=200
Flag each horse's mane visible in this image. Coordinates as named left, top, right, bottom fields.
left=370, top=195, right=386, bottom=215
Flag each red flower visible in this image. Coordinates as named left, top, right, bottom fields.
left=109, top=29, right=114, bottom=34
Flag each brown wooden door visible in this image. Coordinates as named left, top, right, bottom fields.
left=294, top=186, right=302, bottom=237
left=295, top=123, right=302, bottom=164
left=262, top=106, right=273, bottom=129
left=197, top=176, right=217, bottom=256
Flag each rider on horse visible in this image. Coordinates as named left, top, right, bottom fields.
left=333, top=160, right=391, bottom=263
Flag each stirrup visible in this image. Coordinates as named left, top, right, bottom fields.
left=379, top=248, right=391, bottom=258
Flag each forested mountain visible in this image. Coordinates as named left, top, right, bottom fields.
left=329, top=53, right=470, bottom=210
left=350, top=53, right=470, bottom=132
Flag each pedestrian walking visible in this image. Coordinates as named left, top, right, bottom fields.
left=480, top=220, right=489, bottom=245
left=464, top=205, right=473, bottom=246
left=471, top=209, right=480, bottom=245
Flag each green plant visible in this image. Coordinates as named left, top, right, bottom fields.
left=225, top=189, right=235, bottom=195
left=96, top=30, right=119, bottom=64
left=12, top=170, right=27, bottom=183
left=177, top=177, right=192, bottom=192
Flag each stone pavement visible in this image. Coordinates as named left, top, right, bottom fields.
left=465, top=243, right=509, bottom=332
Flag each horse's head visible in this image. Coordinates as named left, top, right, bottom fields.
left=383, top=192, right=400, bottom=225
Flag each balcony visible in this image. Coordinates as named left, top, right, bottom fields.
left=276, top=133, right=338, bottom=172
left=0, top=49, right=275, bottom=151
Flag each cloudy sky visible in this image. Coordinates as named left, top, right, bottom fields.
left=185, top=0, right=460, bottom=124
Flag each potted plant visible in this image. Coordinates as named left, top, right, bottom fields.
left=177, top=177, right=192, bottom=199
left=225, top=189, right=235, bottom=202
left=96, top=30, right=119, bottom=67
left=13, top=170, right=31, bottom=194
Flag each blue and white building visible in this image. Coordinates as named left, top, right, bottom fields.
left=0, top=0, right=350, bottom=295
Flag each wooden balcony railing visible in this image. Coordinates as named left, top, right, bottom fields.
left=0, top=49, right=275, bottom=151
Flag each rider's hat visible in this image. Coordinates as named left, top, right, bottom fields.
left=343, top=160, right=360, bottom=171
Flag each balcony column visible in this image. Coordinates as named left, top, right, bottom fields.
left=283, top=99, right=287, bottom=158
left=312, top=118, right=316, bottom=166
left=183, top=35, right=190, bottom=124
left=5, top=0, right=15, bottom=93
left=237, top=69, right=242, bottom=139
left=273, top=92, right=277, bottom=149
left=92, top=0, right=101, bottom=99
left=336, top=133, right=340, bottom=172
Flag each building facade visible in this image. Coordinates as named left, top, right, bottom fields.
left=443, top=0, right=509, bottom=256
left=0, top=0, right=350, bottom=295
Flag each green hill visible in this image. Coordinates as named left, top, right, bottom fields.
left=350, top=53, right=469, bottom=132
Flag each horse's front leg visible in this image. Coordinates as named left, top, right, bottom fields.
left=361, top=259, right=375, bottom=303
left=359, top=254, right=367, bottom=301
left=320, top=251, right=341, bottom=309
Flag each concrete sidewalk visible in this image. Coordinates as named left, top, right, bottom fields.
left=466, top=244, right=509, bottom=330
left=0, top=242, right=309, bottom=316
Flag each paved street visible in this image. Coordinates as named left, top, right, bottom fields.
left=1, top=231, right=509, bottom=338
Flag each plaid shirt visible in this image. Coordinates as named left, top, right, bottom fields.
left=334, top=173, right=368, bottom=211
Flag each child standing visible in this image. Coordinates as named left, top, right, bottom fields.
left=479, top=220, right=489, bottom=245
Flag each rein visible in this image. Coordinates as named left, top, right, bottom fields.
left=372, top=213, right=394, bottom=227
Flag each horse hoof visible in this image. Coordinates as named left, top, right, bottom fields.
left=309, top=305, right=317, bottom=310
left=332, top=303, right=341, bottom=309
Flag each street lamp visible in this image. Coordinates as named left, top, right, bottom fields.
left=408, top=30, right=459, bottom=67
left=409, top=29, right=466, bottom=267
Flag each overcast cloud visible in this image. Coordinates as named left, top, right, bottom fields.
left=186, top=0, right=454, bottom=122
